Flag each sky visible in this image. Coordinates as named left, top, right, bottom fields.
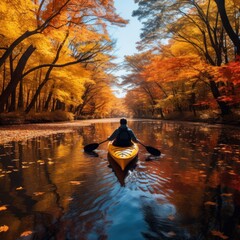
left=112, top=0, right=142, bottom=64
left=109, top=0, right=142, bottom=97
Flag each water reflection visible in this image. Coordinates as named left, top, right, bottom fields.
left=0, top=120, right=240, bottom=239
left=107, top=154, right=138, bottom=187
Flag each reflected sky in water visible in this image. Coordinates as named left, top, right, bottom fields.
left=0, top=120, right=240, bottom=239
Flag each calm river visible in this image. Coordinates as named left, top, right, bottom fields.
left=0, top=119, right=240, bottom=240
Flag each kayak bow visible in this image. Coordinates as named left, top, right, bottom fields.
left=108, top=141, right=139, bottom=170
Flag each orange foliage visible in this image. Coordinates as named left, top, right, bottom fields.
left=217, top=62, right=240, bottom=85
left=142, top=55, right=203, bottom=83
left=213, top=61, right=240, bottom=105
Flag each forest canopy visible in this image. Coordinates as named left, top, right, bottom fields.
left=0, top=0, right=240, bottom=124
left=0, top=0, right=128, bottom=121
left=121, top=0, right=240, bottom=122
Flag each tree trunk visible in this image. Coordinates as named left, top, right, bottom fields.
left=17, top=79, right=24, bottom=110
left=25, top=33, right=68, bottom=114
left=189, top=92, right=197, bottom=117
left=8, top=53, right=16, bottom=112
left=0, top=31, right=37, bottom=68
left=25, top=78, right=48, bottom=113
left=55, top=99, right=65, bottom=110
left=0, top=45, right=36, bottom=112
left=0, top=0, right=70, bottom=68
left=44, top=88, right=54, bottom=111
left=9, top=92, right=16, bottom=112
left=215, top=0, right=240, bottom=55
left=209, top=79, right=231, bottom=115
left=51, top=99, right=56, bottom=112
left=1, top=62, right=6, bottom=94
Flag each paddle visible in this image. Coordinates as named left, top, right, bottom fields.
left=138, top=141, right=161, bottom=156
left=84, top=139, right=108, bottom=152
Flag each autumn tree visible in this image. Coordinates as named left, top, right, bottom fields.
left=132, top=0, right=240, bottom=115
left=214, top=0, right=240, bottom=56
left=121, top=52, right=165, bottom=117
left=133, top=0, right=237, bottom=63
left=0, top=0, right=126, bottom=68
left=0, top=0, right=127, bottom=116
left=74, top=62, right=118, bottom=118
left=141, top=51, right=217, bottom=115
left=124, top=90, right=147, bottom=117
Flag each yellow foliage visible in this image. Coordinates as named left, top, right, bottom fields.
left=0, top=0, right=128, bottom=117
left=0, top=0, right=36, bottom=39
left=170, top=40, right=197, bottom=57
left=232, top=0, right=240, bottom=7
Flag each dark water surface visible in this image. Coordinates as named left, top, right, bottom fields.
left=0, top=120, right=240, bottom=240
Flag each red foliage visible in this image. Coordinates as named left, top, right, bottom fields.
left=218, top=62, right=240, bottom=85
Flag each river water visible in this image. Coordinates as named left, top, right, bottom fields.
left=0, top=119, right=240, bottom=240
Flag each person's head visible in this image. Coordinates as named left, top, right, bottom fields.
left=120, top=118, right=127, bottom=125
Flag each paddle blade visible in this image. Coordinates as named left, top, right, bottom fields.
left=84, top=143, right=99, bottom=152
left=145, top=146, right=161, bottom=156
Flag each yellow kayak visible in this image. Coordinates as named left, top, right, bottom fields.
left=108, top=141, right=139, bottom=170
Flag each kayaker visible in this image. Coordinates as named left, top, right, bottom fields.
left=108, top=118, right=139, bottom=147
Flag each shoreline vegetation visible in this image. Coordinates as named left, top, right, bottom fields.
left=0, top=109, right=240, bottom=126
left=0, top=111, right=239, bottom=145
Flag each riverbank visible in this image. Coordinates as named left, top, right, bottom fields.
left=161, top=110, right=240, bottom=127
left=0, top=119, right=122, bottom=145
left=0, top=117, right=239, bottom=145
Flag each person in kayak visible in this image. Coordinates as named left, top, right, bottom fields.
left=108, top=118, right=139, bottom=147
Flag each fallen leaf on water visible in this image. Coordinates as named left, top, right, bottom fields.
left=167, top=231, right=176, bottom=237
left=37, top=160, right=45, bottom=164
left=33, top=192, right=44, bottom=196
left=211, top=230, right=229, bottom=239
left=168, top=215, right=175, bottom=221
left=0, top=205, right=7, bottom=211
left=70, top=181, right=81, bottom=185
left=12, top=159, right=19, bottom=162
left=20, top=230, right=33, bottom=237
left=22, top=165, right=29, bottom=169
left=228, top=170, right=236, bottom=175
left=204, top=201, right=217, bottom=206
left=221, top=193, right=233, bottom=197
left=0, top=225, right=9, bottom=232
left=64, top=197, right=73, bottom=204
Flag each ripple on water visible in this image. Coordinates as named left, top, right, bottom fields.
left=1, top=120, right=239, bottom=239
